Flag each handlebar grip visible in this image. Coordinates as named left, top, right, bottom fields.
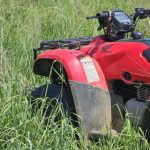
left=133, top=8, right=150, bottom=21
left=135, top=8, right=150, bottom=17
left=144, top=9, right=150, bottom=16
left=86, top=16, right=98, bottom=19
left=86, top=12, right=109, bottom=20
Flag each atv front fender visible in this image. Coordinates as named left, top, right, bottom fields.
left=33, top=49, right=108, bottom=91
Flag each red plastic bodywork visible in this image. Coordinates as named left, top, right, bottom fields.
left=81, top=37, right=150, bottom=84
left=37, top=49, right=109, bottom=91
left=35, top=36, right=150, bottom=90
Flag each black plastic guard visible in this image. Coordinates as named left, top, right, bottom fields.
left=141, top=101, right=150, bottom=142
left=69, top=81, right=112, bottom=136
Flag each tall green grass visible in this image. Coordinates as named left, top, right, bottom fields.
left=0, top=0, right=150, bottom=149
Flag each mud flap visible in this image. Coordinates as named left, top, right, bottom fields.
left=69, top=81, right=115, bottom=138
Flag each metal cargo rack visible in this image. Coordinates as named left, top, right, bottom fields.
left=33, top=36, right=96, bottom=59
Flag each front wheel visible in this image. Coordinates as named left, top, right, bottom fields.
left=29, top=84, right=77, bottom=124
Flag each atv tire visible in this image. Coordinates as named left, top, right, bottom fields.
left=29, top=84, right=77, bottom=124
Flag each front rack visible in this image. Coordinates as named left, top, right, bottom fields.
left=33, top=36, right=96, bottom=59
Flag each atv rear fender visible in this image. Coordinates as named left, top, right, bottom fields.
left=33, top=49, right=119, bottom=137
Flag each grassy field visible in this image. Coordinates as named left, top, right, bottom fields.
left=0, top=0, right=150, bottom=149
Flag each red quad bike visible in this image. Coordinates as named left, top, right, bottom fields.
left=30, top=8, right=150, bottom=140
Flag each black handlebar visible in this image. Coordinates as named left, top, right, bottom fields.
left=86, top=12, right=109, bottom=20
left=86, top=8, right=149, bottom=39
left=87, top=8, right=150, bottom=22
left=133, top=8, right=150, bottom=21
left=86, top=16, right=98, bottom=20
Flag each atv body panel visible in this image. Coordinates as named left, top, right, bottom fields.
left=80, top=36, right=150, bottom=84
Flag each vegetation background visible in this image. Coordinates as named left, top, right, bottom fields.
left=0, top=0, right=150, bottom=149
